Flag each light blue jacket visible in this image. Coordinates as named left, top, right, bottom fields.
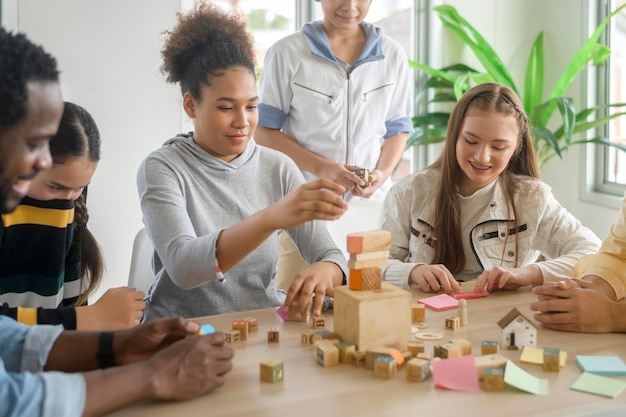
left=0, top=316, right=85, bottom=417
left=258, top=21, right=414, bottom=200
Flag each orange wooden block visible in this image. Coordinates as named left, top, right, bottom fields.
left=346, top=230, right=391, bottom=254
left=349, top=267, right=382, bottom=291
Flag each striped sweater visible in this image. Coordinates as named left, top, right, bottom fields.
left=0, top=197, right=82, bottom=328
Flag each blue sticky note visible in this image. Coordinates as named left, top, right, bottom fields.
left=576, top=355, right=626, bottom=376
left=199, top=324, right=215, bottom=335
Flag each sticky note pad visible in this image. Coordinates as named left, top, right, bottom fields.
left=504, top=360, right=549, bottom=396
left=571, top=372, right=626, bottom=398
left=576, top=356, right=626, bottom=376
left=431, top=355, right=480, bottom=392
left=418, top=293, right=459, bottom=311
left=520, top=347, right=567, bottom=368
left=199, top=324, right=215, bottom=335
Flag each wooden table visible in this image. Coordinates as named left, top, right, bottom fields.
left=109, top=285, right=626, bottom=417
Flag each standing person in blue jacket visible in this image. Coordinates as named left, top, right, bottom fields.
left=256, top=0, right=413, bottom=200
left=0, top=27, right=233, bottom=417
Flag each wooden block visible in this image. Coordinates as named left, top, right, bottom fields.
left=475, top=354, right=508, bottom=380
left=267, top=328, right=279, bottom=343
left=334, top=342, right=356, bottom=364
left=354, top=168, right=370, bottom=186
left=400, top=350, right=412, bottom=364
left=348, top=257, right=388, bottom=270
left=449, top=339, right=472, bottom=356
left=245, top=317, right=258, bottom=332
left=406, top=358, right=430, bottom=382
left=311, top=329, right=340, bottom=342
left=416, top=352, right=432, bottom=361
left=225, top=329, right=240, bottom=344
left=286, top=300, right=311, bottom=322
left=232, top=320, right=249, bottom=341
left=365, top=346, right=394, bottom=370
left=333, top=282, right=411, bottom=352
left=260, top=360, right=283, bottom=383
left=301, top=330, right=314, bottom=346
left=313, top=314, right=326, bottom=329
left=438, top=343, right=463, bottom=359
left=411, top=303, right=426, bottom=323
left=351, top=350, right=366, bottom=367
left=349, top=250, right=389, bottom=262
left=374, top=355, right=397, bottom=379
left=444, top=316, right=460, bottom=331
left=407, top=341, right=425, bottom=357
left=481, top=340, right=499, bottom=355
left=349, top=267, right=382, bottom=291
left=483, top=367, right=504, bottom=391
left=346, top=230, right=391, bottom=254
left=316, top=342, right=339, bottom=367
left=543, top=347, right=560, bottom=372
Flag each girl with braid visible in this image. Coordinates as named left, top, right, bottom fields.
left=0, top=101, right=145, bottom=329
left=381, top=83, right=601, bottom=294
left=138, top=4, right=348, bottom=321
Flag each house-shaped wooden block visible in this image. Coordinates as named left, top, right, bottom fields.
left=497, top=308, right=537, bottom=350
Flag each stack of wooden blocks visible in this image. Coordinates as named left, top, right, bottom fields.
left=347, top=230, right=391, bottom=291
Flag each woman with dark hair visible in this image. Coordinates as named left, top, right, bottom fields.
left=0, top=101, right=145, bottom=330
left=381, top=83, right=601, bottom=294
left=138, top=4, right=348, bottom=321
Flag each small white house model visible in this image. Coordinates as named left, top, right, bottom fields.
left=497, top=308, right=537, bottom=350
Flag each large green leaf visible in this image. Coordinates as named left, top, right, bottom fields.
left=531, top=126, right=562, bottom=163
left=523, top=32, right=544, bottom=115
left=408, top=60, right=457, bottom=83
left=433, top=5, right=518, bottom=93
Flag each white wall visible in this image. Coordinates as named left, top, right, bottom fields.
left=436, top=0, right=620, bottom=240
left=4, top=0, right=183, bottom=300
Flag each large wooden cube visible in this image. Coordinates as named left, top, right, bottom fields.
left=333, top=282, right=411, bottom=352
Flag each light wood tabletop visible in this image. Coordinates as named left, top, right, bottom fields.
left=108, top=285, right=626, bottom=417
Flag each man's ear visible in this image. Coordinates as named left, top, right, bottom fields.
left=183, top=92, right=196, bottom=118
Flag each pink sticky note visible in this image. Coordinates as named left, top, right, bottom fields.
left=276, top=305, right=289, bottom=321
left=432, top=355, right=480, bottom=392
left=454, top=292, right=487, bottom=300
left=418, top=293, right=459, bottom=311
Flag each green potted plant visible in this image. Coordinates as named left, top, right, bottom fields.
left=409, top=4, right=626, bottom=167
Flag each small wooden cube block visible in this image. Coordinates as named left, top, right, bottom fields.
left=374, top=355, right=397, bottom=379
left=406, top=358, right=430, bottom=382
left=438, top=343, right=463, bottom=359
left=407, top=341, right=425, bottom=357
left=335, top=342, right=356, bottom=364
left=481, top=340, right=500, bottom=355
left=225, top=329, right=240, bottom=344
left=351, top=350, right=366, bottom=367
left=260, top=360, right=284, bottom=383
left=313, top=314, right=326, bottom=329
left=349, top=267, right=382, bottom=291
left=444, top=316, right=460, bottom=331
left=365, top=346, right=394, bottom=370
left=354, top=168, right=370, bottom=185
left=346, top=230, right=391, bottom=254
left=301, top=330, right=314, bottom=346
left=334, top=282, right=411, bottom=352
left=483, top=367, right=504, bottom=391
left=411, top=303, right=426, bottom=323
left=449, top=339, right=472, bottom=356
left=267, top=328, right=279, bottom=343
left=232, top=320, right=249, bottom=341
left=416, top=352, right=432, bottom=361
left=316, top=342, right=339, bottom=367
left=475, top=354, right=508, bottom=380
left=311, top=329, right=340, bottom=342
left=286, top=300, right=311, bottom=322
left=543, top=347, right=560, bottom=372
left=245, top=317, right=258, bottom=332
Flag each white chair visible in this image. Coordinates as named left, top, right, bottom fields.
left=128, top=228, right=155, bottom=294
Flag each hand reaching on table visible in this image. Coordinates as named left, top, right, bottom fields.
left=408, top=264, right=462, bottom=294
left=473, top=265, right=543, bottom=293
left=283, top=261, right=344, bottom=318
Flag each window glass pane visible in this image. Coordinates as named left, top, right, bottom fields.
left=608, top=0, right=626, bottom=186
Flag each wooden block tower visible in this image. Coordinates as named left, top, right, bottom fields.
left=347, top=230, right=390, bottom=291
